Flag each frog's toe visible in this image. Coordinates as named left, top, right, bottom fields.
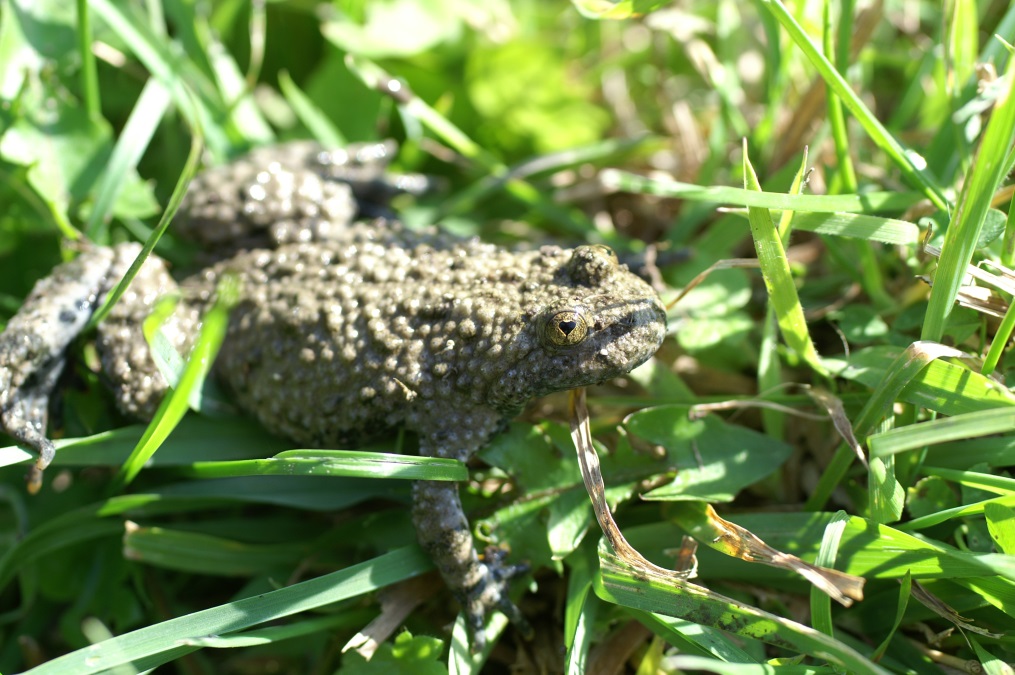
left=462, top=547, right=532, bottom=652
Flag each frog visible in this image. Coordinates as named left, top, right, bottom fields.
left=0, top=141, right=668, bottom=650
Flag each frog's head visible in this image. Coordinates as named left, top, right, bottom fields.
left=488, top=244, right=667, bottom=411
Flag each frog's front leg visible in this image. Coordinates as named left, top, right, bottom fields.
left=0, top=246, right=122, bottom=490
left=0, top=243, right=182, bottom=489
left=412, top=419, right=531, bottom=651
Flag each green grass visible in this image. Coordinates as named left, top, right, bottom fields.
left=1, top=0, right=1015, bottom=673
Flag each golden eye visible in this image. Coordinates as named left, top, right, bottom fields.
left=589, top=244, right=618, bottom=263
left=542, top=310, right=589, bottom=347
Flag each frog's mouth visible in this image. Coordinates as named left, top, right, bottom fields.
left=586, top=298, right=667, bottom=377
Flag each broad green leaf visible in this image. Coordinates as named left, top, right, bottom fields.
left=625, top=406, right=793, bottom=502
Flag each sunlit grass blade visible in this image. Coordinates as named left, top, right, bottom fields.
left=901, top=494, right=1015, bottom=531
left=88, top=127, right=204, bottom=329
left=743, top=142, right=825, bottom=375
left=345, top=55, right=604, bottom=235
left=89, top=0, right=225, bottom=151
left=563, top=550, right=596, bottom=673
left=871, top=571, right=911, bottom=661
left=823, top=0, right=857, bottom=193
left=84, top=77, right=171, bottom=241
left=827, top=345, right=1015, bottom=415
left=924, top=467, right=1015, bottom=496
left=113, top=276, right=237, bottom=488
left=601, top=169, right=922, bottom=213
left=440, top=136, right=653, bottom=222
left=625, top=609, right=758, bottom=662
left=571, top=0, right=673, bottom=19
left=594, top=553, right=889, bottom=674
left=278, top=70, right=346, bottom=147
left=181, top=449, right=467, bottom=482
left=76, top=0, right=99, bottom=118
left=184, top=614, right=359, bottom=648
left=809, top=342, right=968, bottom=510
left=923, top=56, right=1015, bottom=342
left=810, top=511, right=850, bottom=636
left=758, top=0, right=949, bottom=210
left=869, top=408, right=1015, bottom=458
left=25, top=546, right=432, bottom=675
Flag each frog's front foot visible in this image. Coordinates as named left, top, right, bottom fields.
left=411, top=480, right=532, bottom=652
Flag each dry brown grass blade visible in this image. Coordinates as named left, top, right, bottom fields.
left=568, top=388, right=696, bottom=581
left=664, top=258, right=760, bottom=311
left=807, top=387, right=868, bottom=468
left=910, top=579, right=1005, bottom=639
left=342, top=573, right=441, bottom=659
left=688, top=503, right=865, bottom=606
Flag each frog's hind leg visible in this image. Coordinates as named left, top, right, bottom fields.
left=174, top=141, right=431, bottom=254
left=411, top=412, right=533, bottom=651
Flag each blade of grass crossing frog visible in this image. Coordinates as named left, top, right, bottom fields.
left=24, top=546, right=432, bottom=675
left=600, top=170, right=922, bottom=214
left=923, top=60, right=1015, bottom=342
left=758, top=0, right=948, bottom=210
left=869, top=408, right=1015, bottom=459
left=114, top=275, right=237, bottom=488
left=743, top=142, right=826, bottom=376
left=180, top=449, right=467, bottom=482
left=870, top=571, right=911, bottom=662
left=807, top=342, right=968, bottom=511
left=278, top=70, right=346, bottom=147
left=594, top=555, right=889, bottom=674
left=810, top=511, right=850, bottom=636
left=88, top=128, right=203, bottom=329
left=85, top=77, right=171, bottom=241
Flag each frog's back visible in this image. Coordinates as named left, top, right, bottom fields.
left=206, top=223, right=565, bottom=446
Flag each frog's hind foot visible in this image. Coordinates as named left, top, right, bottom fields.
left=463, top=547, right=532, bottom=653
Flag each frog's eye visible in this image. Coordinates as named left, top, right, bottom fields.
left=589, top=244, right=618, bottom=263
left=542, top=310, right=590, bottom=347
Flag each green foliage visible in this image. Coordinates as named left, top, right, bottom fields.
left=2, top=0, right=1015, bottom=672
